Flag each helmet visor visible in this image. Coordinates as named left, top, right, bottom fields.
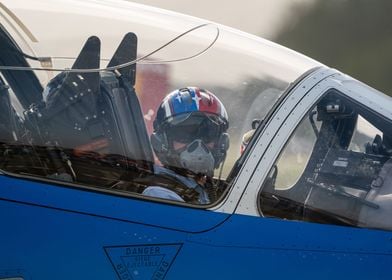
left=165, top=112, right=226, bottom=144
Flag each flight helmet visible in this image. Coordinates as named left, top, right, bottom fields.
left=151, top=87, right=229, bottom=175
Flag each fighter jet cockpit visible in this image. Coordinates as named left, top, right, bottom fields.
left=2, top=2, right=392, bottom=278
left=1, top=0, right=392, bottom=233
left=259, top=90, right=392, bottom=230
left=0, top=2, right=320, bottom=206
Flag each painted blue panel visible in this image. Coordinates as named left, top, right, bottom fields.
left=170, top=241, right=392, bottom=279
left=191, top=213, right=392, bottom=254
left=0, top=199, right=187, bottom=279
left=169, top=214, right=392, bottom=279
left=2, top=175, right=392, bottom=279
left=0, top=175, right=229, bottom=233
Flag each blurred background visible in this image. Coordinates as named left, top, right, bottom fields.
left=130, top=0, right=392, bottom=96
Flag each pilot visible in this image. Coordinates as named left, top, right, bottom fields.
left=142, top=87, right=229, bottom=204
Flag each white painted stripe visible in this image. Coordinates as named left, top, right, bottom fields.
left=164, top=100, right=171, bottom=117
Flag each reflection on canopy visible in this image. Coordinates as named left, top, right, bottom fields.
left=0, top=23, right=220, bottom=73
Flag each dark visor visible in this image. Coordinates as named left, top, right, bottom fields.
left=165, top=112, right=226, bottom=144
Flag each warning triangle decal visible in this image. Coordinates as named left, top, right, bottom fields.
left=105, top=243, right=182, bottom=280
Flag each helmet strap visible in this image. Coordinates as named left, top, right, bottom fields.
left=214, top=132, right=230, bottom=167
left=217, top=150, right=226, bottom=182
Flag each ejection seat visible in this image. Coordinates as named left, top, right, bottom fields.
left=28, top=34, right=154, bottom=186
